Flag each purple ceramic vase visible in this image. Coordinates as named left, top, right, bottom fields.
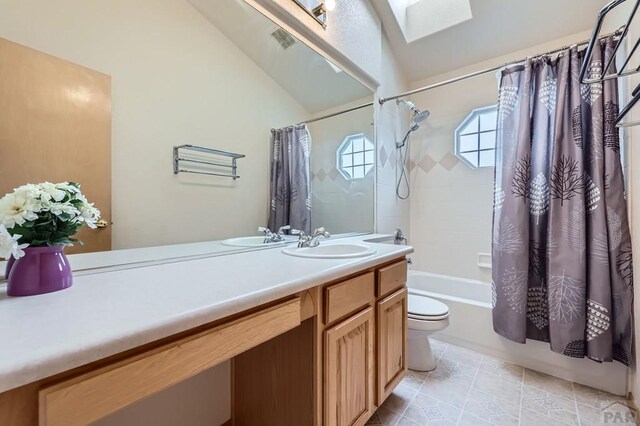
left=5, top=255, right=15, bottom=278
left=7, top=246, right=73, bottom=297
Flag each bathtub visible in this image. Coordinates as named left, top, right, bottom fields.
left=407, top=270, right=628, bottom=396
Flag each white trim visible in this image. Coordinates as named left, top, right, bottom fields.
left=454, top=104, right=498, bottom=168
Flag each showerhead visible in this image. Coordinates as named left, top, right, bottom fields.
left=413, top=110, right=430, bottom=123
left=396, top=99, right=429, bottom=125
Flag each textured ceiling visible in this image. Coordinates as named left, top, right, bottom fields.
left=372, top=0, right=610, bottom=82
left=189, top=0, right=372, bottom=113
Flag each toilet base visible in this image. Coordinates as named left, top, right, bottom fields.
left=408, top=332, right=437, bottom=371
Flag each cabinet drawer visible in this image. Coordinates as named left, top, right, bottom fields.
left=324, top=272, right=375, bottom=325
left=377, top=260, right=407, bottom=298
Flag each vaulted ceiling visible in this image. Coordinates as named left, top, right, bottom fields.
left=189, top=0, right=372, bottom=113
left=372, top=0, right=610, bottom=82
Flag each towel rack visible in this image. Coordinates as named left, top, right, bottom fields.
left=580, top=0, right=640, bottom=126
left=579, top=0, right=640, bottom=85
left=173, top=144, right=245, bottom=180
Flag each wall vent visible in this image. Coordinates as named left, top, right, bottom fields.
left=271, top=28, right=296, bottom=50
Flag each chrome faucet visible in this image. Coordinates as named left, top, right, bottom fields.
left=292, top=227, right=331, bottom=248
left=258, top=225, right=291, bottom=243
left=394, top=228, right=408, bottom=245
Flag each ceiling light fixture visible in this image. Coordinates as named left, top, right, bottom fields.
left=292, top=0, right=335, bottom=29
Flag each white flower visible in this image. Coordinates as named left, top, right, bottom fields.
left=0, top=225, right=28, bottom=259
left=38, top=182, right=66, bottom=202
left=55, top=182, right=80, bottom=194
left=13, top=183, right=42, bottom=198
left=74, top=195, right=101, bottom=228
left=49, top=201, right=79, bottom=219
left=0, top=192, right=40, bottom=228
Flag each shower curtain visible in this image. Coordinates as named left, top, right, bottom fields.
left=268, top=125, right=312, bottom=234
left=492, top=36, right=634, bottom=365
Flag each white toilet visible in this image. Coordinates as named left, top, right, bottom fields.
left=407, top=290, right=450, bottom=371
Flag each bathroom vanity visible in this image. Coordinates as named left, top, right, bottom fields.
left=0, top=237, right=411, bottom=426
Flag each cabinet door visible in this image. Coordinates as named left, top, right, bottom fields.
left=377, top=288, right=408, bottom=404
left=324, top=307, right=375, bottom=426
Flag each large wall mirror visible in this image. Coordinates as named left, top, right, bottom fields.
left=0, top=0, right=375, bottom=262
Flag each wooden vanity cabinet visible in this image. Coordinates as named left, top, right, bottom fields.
left=322, top=259, right=408, bottom=426
left=324, top=307, right=375, bottom=426
left=0, top=257, right=409, bottom=426
left=376, top=288, right=408, bottom=404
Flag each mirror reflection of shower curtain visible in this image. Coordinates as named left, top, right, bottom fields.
left=268, top=125, right=312, bottom=234
left=492, top=36, right=633, bottom=365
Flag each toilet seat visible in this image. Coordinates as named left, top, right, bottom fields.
left=408, top=292, right=449, bottom=321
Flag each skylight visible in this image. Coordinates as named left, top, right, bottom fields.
left=387, top=0, right=473, bottom=44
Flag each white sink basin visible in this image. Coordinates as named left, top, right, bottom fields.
left=221, top=236, right=297, bottom=248
left=282, top=243, right=377, bottom=259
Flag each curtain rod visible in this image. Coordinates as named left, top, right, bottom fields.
left=295, top=101, right=374, bottom=126
left=378, top=29, right=624, bottom=105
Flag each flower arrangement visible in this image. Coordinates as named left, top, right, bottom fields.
left=0, top=182, right=100, bottom=260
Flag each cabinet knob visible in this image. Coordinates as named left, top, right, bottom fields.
left=96, top=219, right=109, bottom=229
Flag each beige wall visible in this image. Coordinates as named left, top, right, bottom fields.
left=308, top=102, right=375, bottom=234
left=96, top=364, right=230, bottom=426
left=0, top=0, right=309, bottom=250
left=407, top=31, right=593, bottom=282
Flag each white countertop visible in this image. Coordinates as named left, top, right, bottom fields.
left=0, top=235, right=412, bottom=393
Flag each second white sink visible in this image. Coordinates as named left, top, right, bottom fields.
left=282, top=243, right=376, bottom=259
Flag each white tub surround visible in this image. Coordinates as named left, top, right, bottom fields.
left=408, top=271, right=629, bottom=396
left=0, top=235, right=411, bottom=394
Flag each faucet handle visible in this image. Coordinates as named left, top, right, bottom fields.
left=394, top=228, right=407, bottom=245
left=312, top=227, right=330, bottom=238
left=258, top=227, right=272, bottom=235
left=277, top=225, right=291, bottom=235
left=291, top=229, right=311, bottom=247
left=291, top=229, right=307, bottom=237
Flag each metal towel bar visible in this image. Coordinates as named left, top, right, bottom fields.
left=580, top=0, right=640, bottom=126
left=173, top=144, right=245, bottom=180
left=579, top=0, right=640, bottom=85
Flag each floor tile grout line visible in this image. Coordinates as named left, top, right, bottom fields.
left=383, top=341, right=620, bottom=426
left=394, top=343, right=450, bottom=425
left=517, top=368, right=525, bottom=426
left=571, top=382, right=582, bottom=426
left=456, top=352, right=482, bottom=425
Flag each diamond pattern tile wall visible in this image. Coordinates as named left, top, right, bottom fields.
left=379, top=146, right=389, bottom=168
left=418, top=155, right=437, bottom=173
left=439, top=152, right=460, bottom=171
left=412, top=151, right=462, bottom=174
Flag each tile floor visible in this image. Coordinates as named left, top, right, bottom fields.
left=367, top=340, right=637, bottom=426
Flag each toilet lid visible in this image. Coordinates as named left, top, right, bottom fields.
left=408, top=293, right=449, bottom=320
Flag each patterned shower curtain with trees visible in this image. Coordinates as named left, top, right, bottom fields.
left=492, top=37, right=634, bottom=365
left=268, top=125, right=312, bottom=234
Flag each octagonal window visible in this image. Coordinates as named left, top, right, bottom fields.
left=455, top=105, right=498, bottom=168
left=337, top=133, right=375, bottom=180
